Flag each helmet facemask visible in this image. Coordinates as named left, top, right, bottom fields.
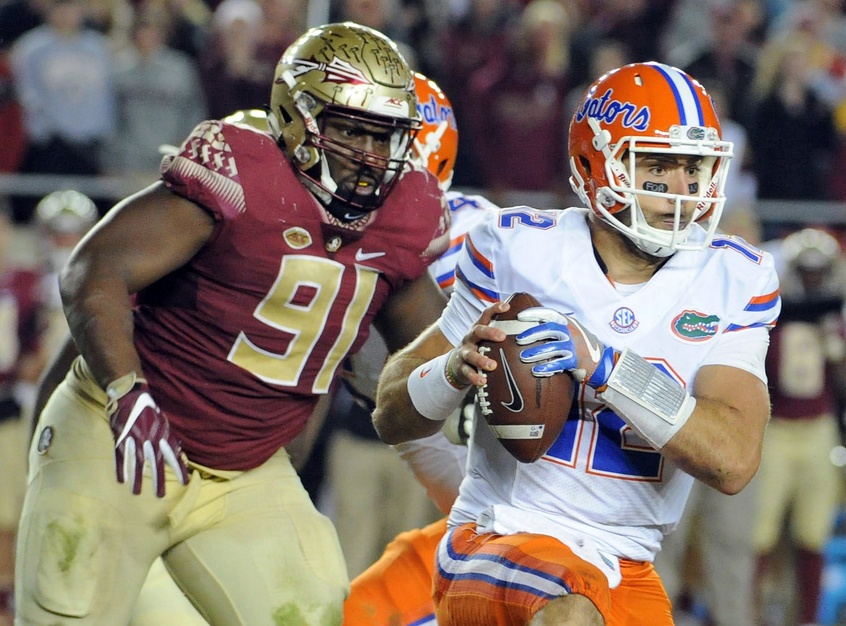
left=306, top=106, right=419, bottom=217
left=571, top=116, right=732, bottom=258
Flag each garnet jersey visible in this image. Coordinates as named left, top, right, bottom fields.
left=135, top=120, right=449, bottom=470
left=439, top=207, right=780, bottom=565
left=765, top=311, right=845, bottom=420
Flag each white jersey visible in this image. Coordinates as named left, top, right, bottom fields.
left=396, top=191, right=501, bottom=513
left=439, top=207, right=780, bottom=564
left=428, top=191, right=499, bottom=292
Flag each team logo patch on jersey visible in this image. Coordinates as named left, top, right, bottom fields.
left=37, top=426, right=54, bottom=454
left=283, top=227, right=312, bottom=249
left=672, top=310, right=720, bottom=341
left=610, top=307, right=639, bottom=334
left=325, top=235, right=343, bottom=253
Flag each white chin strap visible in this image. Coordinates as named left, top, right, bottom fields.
left=626, top=199, right=689, bottom=258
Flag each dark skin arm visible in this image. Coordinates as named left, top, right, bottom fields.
left=373, top=271, right=448, bottom=354
left=59, top=182, right=215, bottom=390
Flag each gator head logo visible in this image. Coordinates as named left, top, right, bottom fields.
left=672, top=310, right=720, bottom=341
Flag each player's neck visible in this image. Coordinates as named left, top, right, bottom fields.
left=588, top=216, right=667, bottom=284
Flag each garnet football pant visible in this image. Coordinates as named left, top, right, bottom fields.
left=434, top=523, right=673, bottom=626
left=15, top=360, right=349, bottom=625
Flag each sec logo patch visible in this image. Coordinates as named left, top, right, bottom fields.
left=610, top=307, right=639, bottom=334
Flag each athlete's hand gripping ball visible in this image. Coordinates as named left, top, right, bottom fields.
left=106, top=373, right=189, bottom=497
left=515, top=308, right=618, bottom=389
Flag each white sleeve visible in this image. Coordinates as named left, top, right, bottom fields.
left=698, top=326, right=771, bottom=383
left=393, top=431, right=468, bottom=515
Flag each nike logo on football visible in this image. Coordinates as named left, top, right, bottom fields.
left=355, top=249, right=386, bottom=261
left=499, top=348, right=524, bottom=413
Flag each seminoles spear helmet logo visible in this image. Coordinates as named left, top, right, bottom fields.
left=285, top=56, right=372, bottom=86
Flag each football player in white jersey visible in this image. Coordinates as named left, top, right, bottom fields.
left=343, top=73, right=499, bottom=626
left=373, top=62, right=781, bottom=626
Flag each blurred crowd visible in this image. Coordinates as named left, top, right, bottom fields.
left=2, top=0, right=846, bottom=217
left=3, top=1, right=846, bottom=625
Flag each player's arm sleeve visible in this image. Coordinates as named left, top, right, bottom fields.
left=699, top=257, right=781, bottom=383
left=437, top=214, right=503, bottom=346
left=394, top=431, right=468, bottom=515
left=159, top=120, right=245, bottom=222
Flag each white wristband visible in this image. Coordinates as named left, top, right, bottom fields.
left=407, top=351, right=469, bottom=422
left=599, top=348, right=696, bottom=449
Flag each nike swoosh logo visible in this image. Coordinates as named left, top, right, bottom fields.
left=499, top=348, right=524, bottom=413
left=356, top=249, right=386, bottom=261
left=116, top=392, right=156, bottom=444
left=572, top=323, right=601, bottom=363
left=419, top=367, right=432, bottom=378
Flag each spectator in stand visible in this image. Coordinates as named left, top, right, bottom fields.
left=749, top=32, right=839, bottom=201
left=677, top=2, right=763, bottom=130
left=197, top=0, right=264, bottom=119
left=462, top=0, right=572, bottom=198
left=9, top=0, right=116, bottom=222
left=256, top=0, right=305, bottom=71
left=753, top=227, right=846, bottom=626
left=105, top=5, right=207, bottom=179
left=568, top=0, right=673, bottom=86
left=146, top=0, right=212, bottom=61
left=438, top=0, right=520, bottom=187
left=198, top=0, right=296, bottom=119
left=0, top=204, right=50, bottom=626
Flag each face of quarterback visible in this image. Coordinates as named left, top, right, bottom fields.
left=631, top=152, right=704, bottom=232
left=320, top=114, right=400, bottom=205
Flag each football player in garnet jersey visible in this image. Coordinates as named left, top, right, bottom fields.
left=125, top=73, right=493, bottom=626
left=15, top=22, right=449, bottom=625
left=373, top=62, right=780, bottom=626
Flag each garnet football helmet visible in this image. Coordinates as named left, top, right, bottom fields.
left=568, top=62, right=733, bottom=257
left=412, top=73, right=458, bottom=190
left=269, top=22, right=421, bottom=214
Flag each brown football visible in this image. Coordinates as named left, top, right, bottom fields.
left=476, top=292, right=575, bottom=463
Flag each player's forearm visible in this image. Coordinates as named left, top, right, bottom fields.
left=660, top=396, right=766, bottom=495
left=373, top=353, right=446, bottom=445
left=60, top=265, right=143, bottom=390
